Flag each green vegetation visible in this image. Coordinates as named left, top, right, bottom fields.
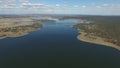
left=74, top=16, right=120, bottom=46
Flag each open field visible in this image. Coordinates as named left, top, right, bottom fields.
left=0, top=23, right=42, bottom=39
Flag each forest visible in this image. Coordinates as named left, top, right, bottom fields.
left=74, top=16, right=120, bottom=46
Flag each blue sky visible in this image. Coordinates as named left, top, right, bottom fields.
left=30, top=0, right=120, bottom=5
left=0, top=0, right=120, bottom=15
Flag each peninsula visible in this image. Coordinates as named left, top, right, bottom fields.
left=74, top=16, right=120, bottom=50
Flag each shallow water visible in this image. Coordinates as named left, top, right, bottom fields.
left=0, top=20, right=120, bottom=68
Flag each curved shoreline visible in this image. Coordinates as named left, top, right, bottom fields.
left=77, top=31, right=120, bottom=51
left=0, top=24, right=41, bottom=40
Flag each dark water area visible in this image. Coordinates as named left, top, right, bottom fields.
left=0, top=20, right=120, bottom=68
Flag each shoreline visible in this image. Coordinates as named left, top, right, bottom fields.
left=77, top=31, right=120, bottom=51
left=0, top=24, right=41, bottom=40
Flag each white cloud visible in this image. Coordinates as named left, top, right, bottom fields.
left=0, top=0, right=16, bottom=3
left=21, top=3, right=46, bottom=8
left=55, top=4, right=61, bottom=7
left=0, top=0, right=120, bottom=15
left=96, top=6, right=102, bottom=8
left=102, top=4, right=109, bottom=6
left=96, top=4, right=120, bottom=9
left=74, top=5, right=79, bottom=7
left=19, top=0, right=29, bottom=3
left=81, top=5, right=86, bottom=8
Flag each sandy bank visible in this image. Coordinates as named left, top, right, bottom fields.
left=0, top=18, right=33, bottom=24
left=77, top=31, right=120, bottom=51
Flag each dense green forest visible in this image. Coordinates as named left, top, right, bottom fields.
left=74, top=16, right=120, bottom=46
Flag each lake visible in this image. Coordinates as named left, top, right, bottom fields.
left=0, top=20, right=120, bottom=68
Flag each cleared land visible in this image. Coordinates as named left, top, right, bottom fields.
left=0, top=23, right=42, bottom=39
left=0, top=17, right=33, bottom=24
left=0, top=17, right=42, bottom=39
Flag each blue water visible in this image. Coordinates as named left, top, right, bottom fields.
left=0, top=20, right=120, bottom=68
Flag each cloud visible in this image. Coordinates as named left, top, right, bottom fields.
left=96, top=4, right=120, bottom=9
left=74, top=5, right=79, bottom=8
left=96, top=6, right=102, bottom=8
left=0, top=0, right=16, bottom=3
left=19, top=0, right=29, bottom=3
left=55, top=4, right=61, bottom=7
left=0, top=0, right=120, bottom=15
left=81, top=5, right=86, bottom=8
left=21, top=3, right=46, bottom=8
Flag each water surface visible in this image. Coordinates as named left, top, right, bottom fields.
left=0, top=20, right=120, bottom=68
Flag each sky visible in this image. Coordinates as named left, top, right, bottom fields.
left=0, top=0, right=120, bottom=15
